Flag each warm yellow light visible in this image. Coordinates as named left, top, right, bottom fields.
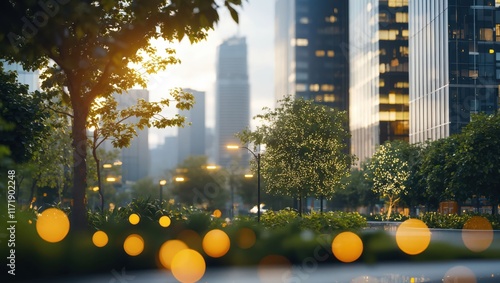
left=36, top=208, right=70, bottom=243
left=159, top=179, right=167, bottom=186
left=171, top=249, right=206, bottom=283
left=236, top=227, right=256, bottom=249
left=462, top=216, right=493, bottom=252
left=226, top=145, right=240, bottom=149
left=206, top=165, right=218, bottom=170
left=123, top=234, right=144, bottom=256
left=92, top=186, right=99, bottom=192
left=175, top=177, right=185, bottom=182
left=92, top=231, right=109, bottom=248
left=395, top=219, right=431, bottom=255
left=489, top=48, right=495, bottom=54
left=102, top=163, right=112, bottom=169
left=106, top=177, right=116, bottom=182
left=331, top=231, right=363, bottom=263
left=202, top=229, right=230, bottom=258
left=159, top=216, right=171, bottom=228
left=113, top=160, right=122, bottom=166
left=158, top=239, right=189, bottom=270
left=244, top=174, right=254, bottom=178
left=212, top=209, right=222, bottom=218
left=128, top=213, right=140, bottom=225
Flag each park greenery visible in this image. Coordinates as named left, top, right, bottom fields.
left=0, top=0, right=246, bottom=230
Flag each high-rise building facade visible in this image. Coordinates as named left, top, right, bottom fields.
left=275, top=0, right=349, bottom=110
left=115, top=89, right=150, bottom=183
left=2, top=62, right=40, bottom=92
left=215, top=36, right=250, bottom=168
left=178, top=88, right=206, bottom=164
left=349, top=0, right=410, bottom=163
left=409, top=0, right=499, bottom=143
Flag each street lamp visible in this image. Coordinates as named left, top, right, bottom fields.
left=159, top=179, right=167, bottom=205
left=227, top=144, right=261, bottom=222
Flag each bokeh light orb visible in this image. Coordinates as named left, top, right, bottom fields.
left=395, top=219, right=431, bottom=255
left=92, top=230, right=109, bottom=248
left=202, top=229, right=230, bottom=258
left=443, top=266, right=477, bottom=283
left=158, top=239, right=189, bottom=270
left=36, top=208, right=70, bottom=243
left=236, top=227, right=256, bottom=249
left=171, top=249, right=206, bottom=283
left=462, top=216, right=493, bottom=252
left=159, top=215, right=171, bottom=228
left=331, top=231, right=363, bottom=263
left=128, top=213, right=140, bottom=225
left=213, top=209, right=222, bottom=218
left=123, top=234, right=144, bottom=256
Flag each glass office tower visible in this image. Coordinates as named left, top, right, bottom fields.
left=275, top=0, right=349, bottom=110
left=350, top=0, right=410, bottom=164
left=409, top=0, right=499, bottom=143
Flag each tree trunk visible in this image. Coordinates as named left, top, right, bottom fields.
left=92, top=130, right=104, bottom=212
left=71, top=102, right=90, bottom=231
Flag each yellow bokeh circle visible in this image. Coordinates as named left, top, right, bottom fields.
left=462, top=216, right=493, bottom=252
left=159, top=215, right=171, bottom=228
left=36, top=208, right=70, bottom=243
left=171, top=249, right=206, bottom=283
left=236, top=227, right=256, bottom=249
left=158, top=239, right=189, bottom=270
left=92, top=230, right=109, bottom=248
left=128, top=213, right=140, bottom=225
left=331, top=231, right=363, bottom=263
left=213, top=209, right=222, bottom=218
left=395, top=219, right=431, bottom=255
left=123, top=234, right=144, bottom=256
left=202, top=229, right=230, bottom=258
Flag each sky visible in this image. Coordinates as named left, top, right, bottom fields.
left=147, top=0, right=275, bottom=148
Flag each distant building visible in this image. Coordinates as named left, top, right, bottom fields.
left=409, top=0, right=499, bottom=143
left=349, top=0, right=410, bottom=163
left=178, top=88, right=206, bottom=164
left=150, top=135, right=178, bottom=178
left=2, top=62, right=40, bottom=91
left=114, top=89, right=150, bottom=182
left=215, top=36, right=250, bottom=168
left=274, top=0, right=349, bottom=110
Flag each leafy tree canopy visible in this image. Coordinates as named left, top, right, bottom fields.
left=238, top=96, right=353, bottom=200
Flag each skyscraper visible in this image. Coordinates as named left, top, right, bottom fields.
left=114, top=89, right=150, bottom=183
left=349, top=0, right=410, bottom=163
left=275, top=0, right=349, bottom=110
left=215, top=36, right=250, bottom=168
left=409, top=0, right=499, bottom=143
left=178, top=88, right=206, bottom=164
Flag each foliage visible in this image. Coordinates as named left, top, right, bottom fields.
left=170, top=156, right=229, bottom=211
left=260, top=209, right=367, bottom=233
left=364, top=140, right=412, bottom=218
left=238, top=96, right=353, bottom=204
left=0, top=0, right=245, bottom=230
left=334, top=167, right=376, bottom=211
left=419, top=212, right=500, bottom=230
left=0, top=65, right=49, bottom=164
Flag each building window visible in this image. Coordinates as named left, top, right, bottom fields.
left=395, top=12, right=408, bottom=23
left=480, top=28, right=494, bottom=41
left=327, top=50, right=335, bottom=57
left=388, top=0, right=408, bottom=7
left=324, top=94, right=335, bottom=102
left=296, top=84, right=307, bottom=92
left=295, top=38, right=309, bottom=46
left=299, top=17, right=309, bottom=24
left=325, top=15, right=337, bottom=23
left=321, top=84, right=335, bottom=91
left=310, top=84, right=320, bottom=92
left=315, top=50, right=325, bottom=57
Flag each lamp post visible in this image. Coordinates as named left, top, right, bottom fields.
left=159, top=179, right=167, bottom=206
left=227, top=145, right=261, bottom=222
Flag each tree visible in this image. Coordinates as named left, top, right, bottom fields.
left=0, top=0, right=245, bottom=230
left=455, top=113, right=500, bottom=214
left=170, top=156, right=229, bottom=211
left=364, top=140, right=411, bottom=218
left=238, top=96, right=353, bottom=213
left=333, top=167, right=375, bottom=212
left=0, top=65, right=48, bottom=164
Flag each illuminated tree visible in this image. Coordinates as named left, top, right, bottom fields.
left=0, top=0, right=245, bottom=229
left=364, top=140, right=411, bottom=217
left=238, top=96, right=353, bottom=213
